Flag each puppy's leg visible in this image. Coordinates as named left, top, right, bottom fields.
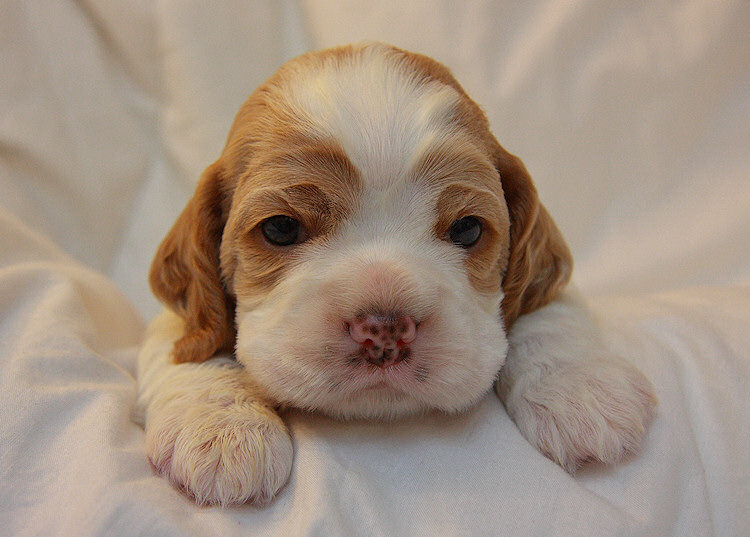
left=135, top=310, right=293, bottom=505
left=496, top=289, right=657, bottom=472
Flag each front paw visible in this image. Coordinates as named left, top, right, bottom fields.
left=500, top=360, right=657, bottom=472
left=146, top=395, right=293, bottom=506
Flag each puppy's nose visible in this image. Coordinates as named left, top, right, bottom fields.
left=348, top=314, right=417, bottom=367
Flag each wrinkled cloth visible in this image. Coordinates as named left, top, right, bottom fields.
left=1, top=1, right=748, bottom=536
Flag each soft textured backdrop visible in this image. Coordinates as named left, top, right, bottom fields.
left=1, top=1, right=748, bottom=536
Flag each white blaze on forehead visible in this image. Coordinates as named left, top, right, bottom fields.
left=283, top=46, right=462, bottom=188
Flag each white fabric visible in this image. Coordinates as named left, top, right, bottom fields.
left=1, top=1, right=748, bottom=535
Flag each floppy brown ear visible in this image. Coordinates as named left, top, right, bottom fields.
left=149, top=161, right=236, bottom=363
left=493, top=145, right=573, bottom=329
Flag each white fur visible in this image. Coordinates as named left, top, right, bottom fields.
left=235, top=228, right=506, bottom=419
left=232, top=43, right=507, bottom=419
left=496, top=288, right=657, bottom=472
left=283, top=43, right=463, bottom=186
left=137, top=44, right=656, bottom=505
left=136, top=311, right=293, bottom=505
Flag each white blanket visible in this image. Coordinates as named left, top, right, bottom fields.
left=2, top=1, right=748, bottom=535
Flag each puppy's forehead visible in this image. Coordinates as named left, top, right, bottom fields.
left=276, top=45, right=476, bottom=190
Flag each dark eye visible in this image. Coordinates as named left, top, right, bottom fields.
left=260, top=215, right=302, bottom=246
left=448, top=216, right=482, bottom=248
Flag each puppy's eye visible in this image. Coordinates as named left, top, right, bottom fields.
left=448, top=216, right=482, bottom=248
left=261, top=215, right=302, bottom=246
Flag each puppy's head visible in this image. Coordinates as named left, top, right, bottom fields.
left=150, top=43, right=571, bottom=419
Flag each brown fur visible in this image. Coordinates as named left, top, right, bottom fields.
left=491, top=148, right=573, bottom=327
left=222, top=139, right=362, bottom=304
left=149, top=43, right=572, bottom=363
left=433, top=183, right=508, bottom=295
left=149, top=161, right=237, bottom=363
left=390, top=44, right=573, bottom=323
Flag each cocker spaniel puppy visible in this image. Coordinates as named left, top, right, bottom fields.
left=136, top=43, right=656, bottom=505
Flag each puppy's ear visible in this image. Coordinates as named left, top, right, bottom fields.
left=149, top=161, right=236, bottom=363
left=493, top=145, right=573, bottom=329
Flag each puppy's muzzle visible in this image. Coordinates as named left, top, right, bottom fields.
left=348, top=313, right=417, bottom=367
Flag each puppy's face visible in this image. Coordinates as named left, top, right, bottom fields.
left=151, top=44, right=571, bottom=419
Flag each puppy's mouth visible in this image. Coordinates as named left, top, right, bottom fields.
left=346, top=344, right=413, bottom=370
left=235, top=277, right=508, bottom=418
left=340, top=348, right=428, bottom=393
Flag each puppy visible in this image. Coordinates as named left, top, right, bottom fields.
left=136, top=43, right=656, bottom=505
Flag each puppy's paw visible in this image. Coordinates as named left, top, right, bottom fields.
left=146, top=395, right=293, bottom=506
left=503, top=360, right=657, bottom=472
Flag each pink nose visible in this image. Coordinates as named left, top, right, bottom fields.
left=348, top=314, right=417, bottom=367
